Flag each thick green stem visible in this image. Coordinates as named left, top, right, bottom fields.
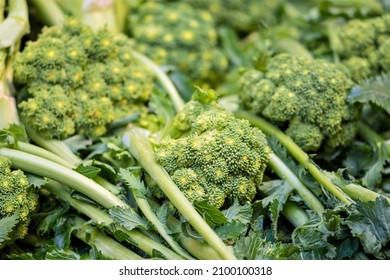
left=282, top=201, right=309, bottom=227
left=269, top=153, right=325, bottom=215
left=358, top=122, right=390, bottom=158
left=324, top=171, right=390, bottom=204
left=28, top=0, right=65, bottom=26
left=0, top=0, right=29, bottom=48
left=178, top=235, right=223, bottom=260
left=235, top=110, right=353, bottom=205
left=81, top=0, right=119, bottom=34
left=340, top=183, right=390, bottom=204
left=273, top=39, right=313, bottom=60
left=130, top=50, right=185, bottom=113
left=164, top=215, right=224, bottom=260
left=0, top=87, right=19, bottom=129
left=25, top=126, right=81, bottom=166
left=70, top=216, right=144, bottom=260
left=133, top=194, right=194, bottom=259
left=44, top=181, right=183, bottom=260
left=17, top=142, right=74, bottom=168
left=122, top=127, right=237, bottom=260
left=0, top=147, right=126, bottom=209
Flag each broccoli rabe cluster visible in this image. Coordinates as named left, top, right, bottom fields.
left=181, top=0, right=284, bottom=33
left=128, top=1, right=228, bottom=87
left=154, top=88, right=269, bottom=208
left=334, top=14, right=390, bottom=81
left=0, top=156, right=38, bottom=246
left=240, top=53, right=358, bottom=152
left=14, top=19, right=155, bottom=140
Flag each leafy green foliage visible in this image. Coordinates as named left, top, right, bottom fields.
left=346, top=197, right=390, bottom=258
left=193, top=200, right=227, bottom=227
left=0, top=212, right=19, bottom=246
left=349, top=74, right=390, bottom=114
left=109, top=206, right=149, bottom=231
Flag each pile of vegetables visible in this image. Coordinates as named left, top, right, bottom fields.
left=0, top=0, right=389, bottom=260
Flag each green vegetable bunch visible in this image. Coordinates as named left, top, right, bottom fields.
left=154, top=88, right=269, bottom=208
left=331, top=14, right=390, bottom=82
left=14, top=18, right=155, bottom=140
left=0, top=155, right=38, bottom=247
left=182, top=0, right=284, bottom=33
left=239, top=53, right=358, bottom=152
left=128, top=1, right=228, bottom=87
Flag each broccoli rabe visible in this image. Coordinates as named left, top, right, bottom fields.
left=181, top=0, right=284, bottom=33
left=128, top=1, right=228, bottom=87
left=239, top=53, right=358, bottom=152
left=154, top=88, right=269, bottom=208
left=14, top=19, right=155, bottom=140
left=331, top=14, right=390, bottom=82
left=0, top=155, right=38, bottom=246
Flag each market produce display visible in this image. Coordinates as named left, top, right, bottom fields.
left=0, top=0, right=390, bottom=260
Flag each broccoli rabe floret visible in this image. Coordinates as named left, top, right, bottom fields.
left=239, top=53, right=358, bottom=152
left=128, top=1, right=228, bottom=87
left=333, top=14, right=390, bottom=81
left=154, top=88, right=269, bottom=208
left=0, top=156, right=39, bottom=247
left=181, top=0, right=284, bottom=33
left=14, top=19, right=155, bottom=140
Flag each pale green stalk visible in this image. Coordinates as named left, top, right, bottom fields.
left=0, top=147, right=126, bottom=208
left=70, top=216, right=144, bottom=260
left=235, top=110, right=353, bottom=205
left=268, top=153, right=325, bottom=215
left=0, top=0, right=29, bottom=48
left=132, top=193, right=194, bottom=259
left=44, top=181, right=184, bottom=260
left=122, top=127, right=237, bottom=260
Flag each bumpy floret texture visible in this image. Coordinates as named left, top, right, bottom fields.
left=181, top=0, right=283, bottom=33
left=0, top=156, right=39, bottom=247
left=335, top=14, right=390, bottom=82
left=14, top=19, right=155, bottom=140
left=128, top=1, right=228, bottom=86
left=154, top=89, right=269, bottom=208
left=240, top=53, right=358, bottom=152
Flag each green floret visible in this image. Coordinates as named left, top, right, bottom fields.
left=128, top=1, right=228, bottom=87
left=154, top=88, right=269, bottom=208
left=14, top=19, right=155, bottom=140
left=239, top=53, right=358, bottom=152
left=0, top=156, right=39, bottom=247
left=333, top=14, right=390, bottom=81
left=181, top=0, right=283, bottom=33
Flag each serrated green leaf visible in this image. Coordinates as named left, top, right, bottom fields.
left=25, top=173, right=47, bottom=188
left=0, top=124, right=27, bottom=148
left=361, top=143, right=388, bottom=188
left=214, top=221, right=247, bottom=241
left=346, top=197, right=390, bottom=257
left=222, top=200, right=252, bottom=224
left=0, top=212, right=19, bottom=245
left=119, top=168, right=147, bottom=198
left=349, top=82, right=390, bottom=114
left=7, top=124, right=28, bottom=142
left=193, top=200, right=227, bottom=227
left=74, top=164, right=101, bottom=178
left=259, top=180, right=294, bottom=208
left=63, top=135, right=92, bottom=153
left=109, top=206, right=148, bottom=231
left=234, top=230, right=263, bottom=260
